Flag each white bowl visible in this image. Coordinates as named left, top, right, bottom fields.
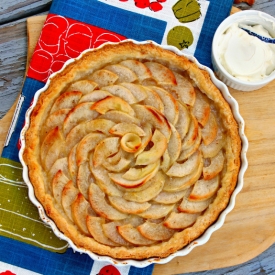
left=212, top=10, right=275, bottom=91
left=19, top=39, right=248, bottom=267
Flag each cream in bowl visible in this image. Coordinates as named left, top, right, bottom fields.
left=212, top=10, right=275, bottom=91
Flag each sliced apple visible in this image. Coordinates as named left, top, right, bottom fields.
left=48, top=157, right=69, bottom=182
left=164, top=212, right=199, bottom=229
left=119, top=83, right=148, bottom=102
left=201, top=112, right=218, bottom=146
left=120, top=60, right=152, bottom=81
left=189, top=175, right=220, bottom=201
left=136, top=129, right=167, bottom=165
left=88, top=69, right=118, bottom=88
left=66, top=79, right=98, bottom=94
left=75, top=133, right=106, bottom=166
left=50, top=91, right=82, bottom=113
left=109, top=123, right=145, bottom=137
left=144, top=61, right=177, bottom=86
left=104, top=64, right=137, bottom=83
left=142, top=87, right=165, bottom=114
left=134, top=123, right=152, bottom=157
left=149, top=86, right=179, bottom=125
left=100, top=110, right=140, bottom=125
left=93, top=137, right=120, bottom=167
left=138, top=203, right=174, bottom=219
left=68, top=145, right=77, bottom=183
left=71, top=193, right=92, bottom=235
left=166, top=123, right=181, bottom=166
left=103, top=156, right=132, bottom=173
left=120, top=133, right=141, bottom=153
left=117, top=224, right=156, bottom=246
left=63, top=102, right=98, bottom=136
left=175, top=102, right=191, bottom=141
left=178, top=196, right=213, bottom=214
left=192, top=89, right=210, bottom=127
left=203, top=150, right=224, bottom=180
left=61, top=180, right=79, bottom=222
left=166, top=150, right=202, bottom=177
left=123, top=171, right=165, bottom=203
left=101, top=85, right=137, bottom=104
left=52, top=170, right=70, bottom=205
left=108, top=196, right=151, bottom=214
left=65, top=118, right=115, bottom=154
left=181, top=114, right=199, bottom=150
left=86, top=216, right=119, bottom=246
left=78, top=90, right=112, bottom=103
left=122, top=160, right=160, bottom=181
left=88, top=183, right=128, bottom=220
left=153, top=189, right=188, bottom=204
left=163, top=158, right=203, bottom=192
left=137, top=221, right=175, bottom=241
left=165, top=72, right=195, bottom=106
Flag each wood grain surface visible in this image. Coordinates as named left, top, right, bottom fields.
left=0, top=1, right=275, bottom=275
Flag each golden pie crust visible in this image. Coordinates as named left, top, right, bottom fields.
left=23, top=41, right=241, bottom=260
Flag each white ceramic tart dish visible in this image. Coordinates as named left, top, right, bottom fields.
left=19, top=40, right=248, bottom=267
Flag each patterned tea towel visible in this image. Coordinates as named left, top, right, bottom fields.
left=0, top=0, right=234, bottom=274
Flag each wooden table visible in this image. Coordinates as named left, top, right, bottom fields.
left=1, top=1, right=275, bottom=275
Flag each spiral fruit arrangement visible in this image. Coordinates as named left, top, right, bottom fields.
left=23, top=41, right=241, bottom=260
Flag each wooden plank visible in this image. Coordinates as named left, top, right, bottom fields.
left=0, top=0, right=51, bottom=25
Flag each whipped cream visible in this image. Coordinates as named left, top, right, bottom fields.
left=218, top=23, right=275, bottom=82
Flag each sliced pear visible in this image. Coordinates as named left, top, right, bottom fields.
left=137, top=221, right=175, bottom=241
left=153, top=189, right=188, bottom=204
left=163, top=158, right=203, bottom=192
left=144, top=61, right=177, bottom=86
left=117, top=224, right=156, bottom=246
left=68, top=145, right=77, bottom=183
left=50, top=91, right=82, bottom=113
left=136, top=129, right=167, bottom=165
left=178, top=128, right=201, bottom=162
left=86, top=216, right=119, bottom=246
left=75, top=133, right=106, bottom=166
left=149, top=86, right=179, bottom=125
left=192, top=89, right=210, bottom=127
left=66, top=80, right=98, bottom=94
left=164, top=212, right=199, bottom=229
left=142, top=87, right=165, bottom=113
left=78, top=90, right=112, bottom=103
left=61, top=180, right=79, bottom=222
left=201, top=112, right=218, bottom=146
left=203, top=150, right=224, bottom=180
left=65, top=118, right=115, bottom=154
left=76, top=162, right=95, bottom=199
left=120, top=60, right=152, bottom=81
left=175, top=102, right=191, bottom=140
left=63, top=102, right=98, bottom=136
left=109, top=161, right=159, bottom=188
left=51, top=170, right=70, bottom=205
left=122, top=160, right=160, bottom=181
left=133, top=105, right=171, bottom=139
left=138, top=203, right=174, bottom=219
left=166, top=150, right=202, bottom=177
left=119, top=83, right=148, bottom=102
left=100, top=110, right=140, bottom=125
left=189, top=175, right=220, bottom=201
left=88, top=183, right=128, bottom=220
left=71, top=193, right=92, bottom=235
left=178, top=196, right=213, bottom=214
left=88, top=69, right=118, bottom=88
left=91, top=96, right=135, bottom=116
left=102, top=221, right=132, bottom=246
left=123, top=171, right=165, bottom=203
left=120, top=133, right=141, bottom=153
left=109, top=123, right=145, bottom=137
left=165, top=72, right=195, bottom=106
left=101, top=85, right=137, bottom=104
left=93, top=137, right=120, bottom=167
left=104, top=64, right=137, bottom=83
left=108, top=196, right=151, bottom=214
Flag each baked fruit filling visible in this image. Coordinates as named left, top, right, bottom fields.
left=23, top=42, right=241, bottom=259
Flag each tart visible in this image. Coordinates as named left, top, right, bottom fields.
left=22, top=41, right=241, bottom=260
